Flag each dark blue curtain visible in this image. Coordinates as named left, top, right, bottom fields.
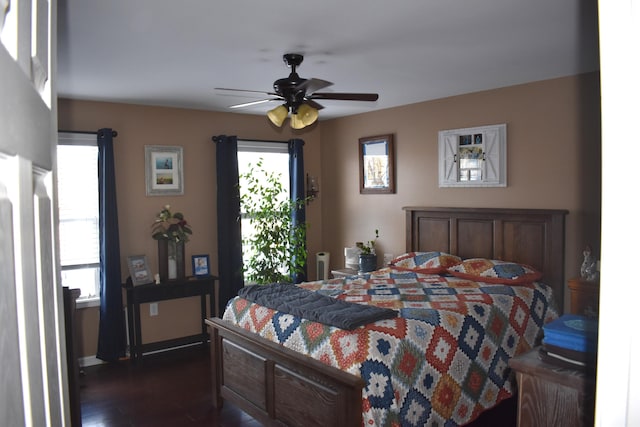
left=96, top=128, right=126, bottom=362
left=213, top=135, right=244, bottom=316
left=288, top=139, right=307, bottom=283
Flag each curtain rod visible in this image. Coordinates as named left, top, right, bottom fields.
left=211, top=135, right=286, bottom=144
left=58, top=129, right=118, bottom=137
left=237, top=138, right=286, bottom=144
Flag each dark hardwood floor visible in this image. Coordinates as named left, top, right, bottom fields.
left=80, top=345, right=261, bottom=426
left=79, top=343, right=516, bottom=426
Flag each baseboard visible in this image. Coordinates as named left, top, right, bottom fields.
left=79, top=355, right=105, bottom=368
left=79, top=342, right=202, bottom=368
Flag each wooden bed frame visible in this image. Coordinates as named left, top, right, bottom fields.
left=205, top=207, right=568, bottom=426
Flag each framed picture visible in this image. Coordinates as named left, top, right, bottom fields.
left=145, top=145, right=184, bottom=196
left=127, top=255, right=153, bottom=286
left=359, top=134, right=395, bottom=194
left=438, top=123, right=507, bottom=188
left=192, top=254, right=210, bottom=277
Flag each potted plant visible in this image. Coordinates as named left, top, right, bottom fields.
left=356, top=229, right=379, bottom=273
left=239, top=159, right=308, bottom=284
left=151, top=205, right=192, bottom=280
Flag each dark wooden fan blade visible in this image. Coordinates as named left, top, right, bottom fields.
left=229, top=99, right=281, bottom=109
left=304, top=99, right=325, bottom=110
left=309, top=92, right=379, bottom=101
left=215, top=87, right=279, bottom=97
left=295, top=78, right=333, bottom=94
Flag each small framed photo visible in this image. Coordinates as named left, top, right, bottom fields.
left=192, top=254, right=210, bottom=277
left=145, top=145, right=184, bottom=196
left=359, top=134, right=395, bottom=194
left=127, top=255, right=153, bottom=286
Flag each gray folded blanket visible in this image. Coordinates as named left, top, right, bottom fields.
left=237, top=283, right=398, bottom=330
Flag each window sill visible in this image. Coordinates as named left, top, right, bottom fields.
left=76, top=297, right=100, bottom=309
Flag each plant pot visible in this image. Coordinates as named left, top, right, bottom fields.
left=358, top=253, right=377, bottom=273
left=158, top=240, right=185, bottom=281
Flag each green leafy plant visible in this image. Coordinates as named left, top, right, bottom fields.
left=239, top=159, right=308, bottom=284
left=357, top=229, right=379, bottom=254
left=151, top=205, right=192, bottom=243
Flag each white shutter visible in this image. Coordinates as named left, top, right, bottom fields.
left=439, top=133, right=459, bottom=186
left=483, top=129, right=499, bottom=184
left=482, top=125, right=506, bottom=187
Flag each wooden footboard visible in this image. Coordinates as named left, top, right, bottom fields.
left=205, top=317, right=364, bottom=427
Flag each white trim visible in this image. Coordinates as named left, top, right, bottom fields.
left=78, top=342, right=204, bottom=368
left=75, top=297, right=99, bottom=309
left=57, top=132, right=96, bottom=146
left=238, top=139, right=288, bottom=153
left=137, top=342, right=203, bottom=357
left=78, top=355, right=104, bottom=368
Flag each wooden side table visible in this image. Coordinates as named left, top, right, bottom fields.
left=122, top=275, right=219, bottom=362
left=509, top=347, right=595, bottom=427
left=567, top=277, right=600, bottom=317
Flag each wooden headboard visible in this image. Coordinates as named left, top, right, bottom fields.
left=404, top=207, right=568, bottom=312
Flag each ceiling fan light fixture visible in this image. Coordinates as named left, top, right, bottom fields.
left=297, top=103, right=319, bottom=126
left=290, top=113, right=305, bottom=129
left=219, top=54, right=379, bottom=124
left=218, top=54, right=378, bottom=122
left=267, top=105, right=288, bottom=127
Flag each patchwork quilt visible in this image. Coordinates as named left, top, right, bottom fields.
left=223, top=268, right=558, bottom=426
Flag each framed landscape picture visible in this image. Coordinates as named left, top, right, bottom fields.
left=145, top=145, right=184, bottom=196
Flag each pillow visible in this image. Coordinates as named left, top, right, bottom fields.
left=446, top=258, right=542, bottom=284
left=389, top=251, right=462, bottom=274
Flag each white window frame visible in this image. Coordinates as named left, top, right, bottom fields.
left=57, top=132, right=101, bottom=308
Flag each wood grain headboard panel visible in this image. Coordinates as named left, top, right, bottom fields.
left=404, top=207, right=568, bottom=312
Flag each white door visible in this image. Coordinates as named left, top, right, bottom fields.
left=0, top=1, right=69, bottom=426
left=596, top=2, right=640, bottom=427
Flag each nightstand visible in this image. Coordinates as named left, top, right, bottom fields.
left=331, top=268, right=358, bottom=278
left=567, top=277, right=600, bottom=317
left=509, top=347, right=595, bottom=427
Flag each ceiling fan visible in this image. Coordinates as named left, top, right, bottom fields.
left=215, top=53, right=379, bottom=129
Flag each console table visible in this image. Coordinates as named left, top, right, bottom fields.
left=122, top=276, right=219, bottom=362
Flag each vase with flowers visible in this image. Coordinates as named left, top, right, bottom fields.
left=356, top=229, right=379, bottom=273
left=151, top=205, right=192, bottom=280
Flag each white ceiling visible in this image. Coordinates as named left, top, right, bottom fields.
left=56, top=0, right=599, bottom=121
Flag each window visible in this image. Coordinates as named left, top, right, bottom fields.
left=237, top=140, right=289, bottom=282
left=57, top=132, right=100, bottom=305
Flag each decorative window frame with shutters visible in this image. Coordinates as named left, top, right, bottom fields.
left=438, top=123, right=507, bottom=188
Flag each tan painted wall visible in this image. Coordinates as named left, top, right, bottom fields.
left=320, top=73, right=601, bottom=309
left=58, top=100, right=323, bottom=356
left=59, top=72, right=601, bottom=357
